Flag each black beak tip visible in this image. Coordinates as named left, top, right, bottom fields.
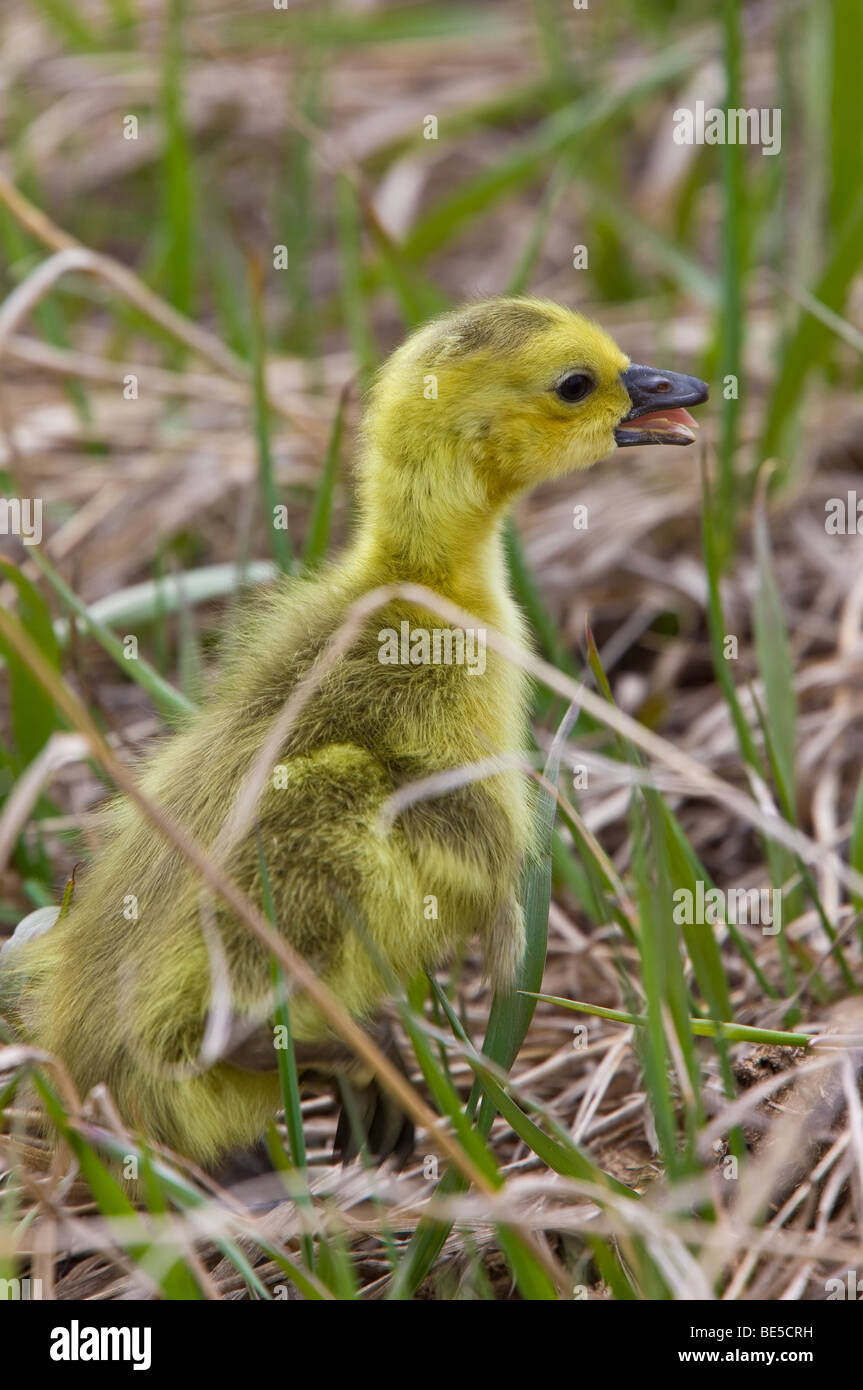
left=620, top=362, right=710, bottom=416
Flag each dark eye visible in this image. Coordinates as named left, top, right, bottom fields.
left=555, top=371, right=595, bottom=404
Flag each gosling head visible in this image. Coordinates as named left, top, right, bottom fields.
left=360, top=296, right=708, bottom=512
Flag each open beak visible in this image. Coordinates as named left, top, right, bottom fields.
left=614, top=363, right=709, bottom=447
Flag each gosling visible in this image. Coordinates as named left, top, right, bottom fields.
left=1, top=297, right=708, bottom=1172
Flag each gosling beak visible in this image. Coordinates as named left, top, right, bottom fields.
left=614, top=363, right=709, bottom=447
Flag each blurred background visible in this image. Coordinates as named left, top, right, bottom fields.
left=2, top=0, right=863, bottom=1301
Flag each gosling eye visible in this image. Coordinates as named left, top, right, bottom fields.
left=554, top=371, right=596, bottom=404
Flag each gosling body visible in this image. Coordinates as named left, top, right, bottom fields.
left=2, top=297, right=707, bottom=1167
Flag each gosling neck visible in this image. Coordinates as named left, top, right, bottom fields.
left=347, top=445, right=514, bottom=620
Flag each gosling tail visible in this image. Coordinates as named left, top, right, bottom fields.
left=0, top=905, right=61, bottom=1027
